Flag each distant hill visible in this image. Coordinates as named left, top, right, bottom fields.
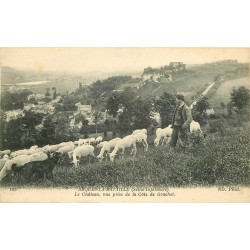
left=1, top=67, right=140, bottom=95
left=131, top=61, right=249, bottom=101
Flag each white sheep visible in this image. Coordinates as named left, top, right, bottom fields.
left=41, top=145, right=50, bottom=152
left=132, top=128, right=147, bottom=135
left=10, top=148, right=43, bottom=158
left=30, top=145, right=38, bottom=150
left=132, top=132, right=148, bottom=152
left=0, top=155, right=9, bottom=171
left=109, top=135, right=137, bottom=162
left=10, top=149, right=26, bottom=158
left=95, top=136, right=103, bottom=144
left=190, top=121, right=202, bottom=133
left=45, top=144, right=63, bottom=154
left=0, top=150, right=11, bottom=158
left=78, top=138, right=89, bottom=146
left=69, top=145, right=95, bottom=167
left=57, top=142, right=75, bottom=154
left=96, top=141, right=108, bottom=149
left=154, top=125, right=173, bottom=147
left=88, top=137, right=96, bottom=145
left=58, top=142, right=71, bottom=147
left=97, top=138, right=121, bottom=161
left=0, top=152, right=48, bottom=182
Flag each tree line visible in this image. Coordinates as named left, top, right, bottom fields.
left=1, top=76, right=249, bottom=151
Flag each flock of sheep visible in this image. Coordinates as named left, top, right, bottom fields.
left=0, top=121, right=202, bottom=183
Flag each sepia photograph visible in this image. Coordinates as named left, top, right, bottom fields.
left=1, top=1, right=249, bottom=250
left=0, top=47, right=249, bottom=202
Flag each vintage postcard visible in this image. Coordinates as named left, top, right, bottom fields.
left=0, top=48, right=249, bottom=202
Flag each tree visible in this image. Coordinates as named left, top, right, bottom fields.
left=153, top=91, right=176, bottom=128
left=45, top=88, right=51, bottom=96
left=88, top=76, right=132, bottom=99
left=230, top=86, right=250, bottom=113
left=4, top=118, right=23, bottom=150
left=194, top=97, right=210, bottom=114
left=1, top=89, right=32, bottom=111
left=80, top=117, right=90, bottom=138
left=52, top=87, right=57, bottom=100
left=0, top=111, right=7, bottom=150
left=132, top=97, right=152, bottom=130
left=20, top=111, right=44, bottom=148
left=192, top=97, right=210, bottom=123
left=220, top=102, right=226, bottom=109
left=106, top=93, right=120, bottom=118
left=54, top=112, right=71, bottom=142
left=116, top=90, right=137, bottom=133
left=38, top=115, right=56, bottom=145
left=92, top=111, right=102, bottom=134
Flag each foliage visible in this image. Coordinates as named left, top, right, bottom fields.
left=133, top=97, right=152, bottom=130
left=88, top=76, right=132, bottom=99
left=52, top=87, right=57, bottom=100
left=19, top=111, right=44, bottom=148
left=230, top=86, right=250, bottom=113
left=53, top=112, right=71, bottom=143
left=38, top=115, right=56, bottom=146
left=152, top=91, right=176, bottom=127
left=1, top=89, right=32, bottom=111
left=0, top=111, right=7, bottom=150
left=55, top=94, right=78, bottom=111
left=106, top=92, right=120, bottom=117
left=3, top=117, right=23, bottom=150
left=192, top=97, right=210, bottom=123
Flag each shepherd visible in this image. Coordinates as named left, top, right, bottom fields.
left=170, top=94, right=193, bottom=150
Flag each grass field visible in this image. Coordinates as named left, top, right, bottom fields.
left=209, top=77, right=250, bottom=112
left=2, top=117, right=249, bottom=188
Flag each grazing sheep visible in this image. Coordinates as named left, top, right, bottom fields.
left=189, top=121, right=206, bottom=146
left=132, top=128, right=147, bottom=135
left=0, top=152, right=48, bottom=182
left=10, top=148, right=44, bottom=158
left=30, top=145, right=38, bottom=150
left=154, top=125, right=173, bottom=147
left=57, top=142, right=75, bottom=154
left=132, top=132, right=148, bottom=152
left=69, top=145, right=95, bottom=167
left=109, top=135, right=137, bottom=162
left=88, top=138, right=96, bottom=145
left=0, top=155, right=9, bottom=171
left=97, top=138, right=121, bottom=161
left=96, top=141, right=108, bottom=149
left=0, top=150, right=11, bottom=158
left=78, top=138, right=89, bottom=146
left=190, top=121, right=202, bottom=133
left=41, top=145, right=50, bottom=152
left=12, top=152, right=61, bottom=181
left=58, top=142, right=70, bottom=147
left=45, top=144, right=63, bottom=154
left=95, top=136, right=103, bottom=144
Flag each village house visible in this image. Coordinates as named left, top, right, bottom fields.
left=27, top=93, right=45, bottom=101
left=5, top=109, right=24, bottom=122
left=76, top=104, right=92, bottom=114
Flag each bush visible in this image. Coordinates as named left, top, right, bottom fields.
left=208, top=118, right=228, bottom=134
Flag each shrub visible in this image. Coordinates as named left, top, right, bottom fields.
left=208, top=118, right=228, bottom=134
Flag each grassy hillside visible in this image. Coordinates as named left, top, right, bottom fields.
left=2, top=117, right=249, bottom=188
left=136, top=62, right=249, bottom=100
left=209, top=77, right=250, bottom=112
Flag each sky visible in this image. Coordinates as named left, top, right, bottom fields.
left=1, top=48, right=249, bottom=74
